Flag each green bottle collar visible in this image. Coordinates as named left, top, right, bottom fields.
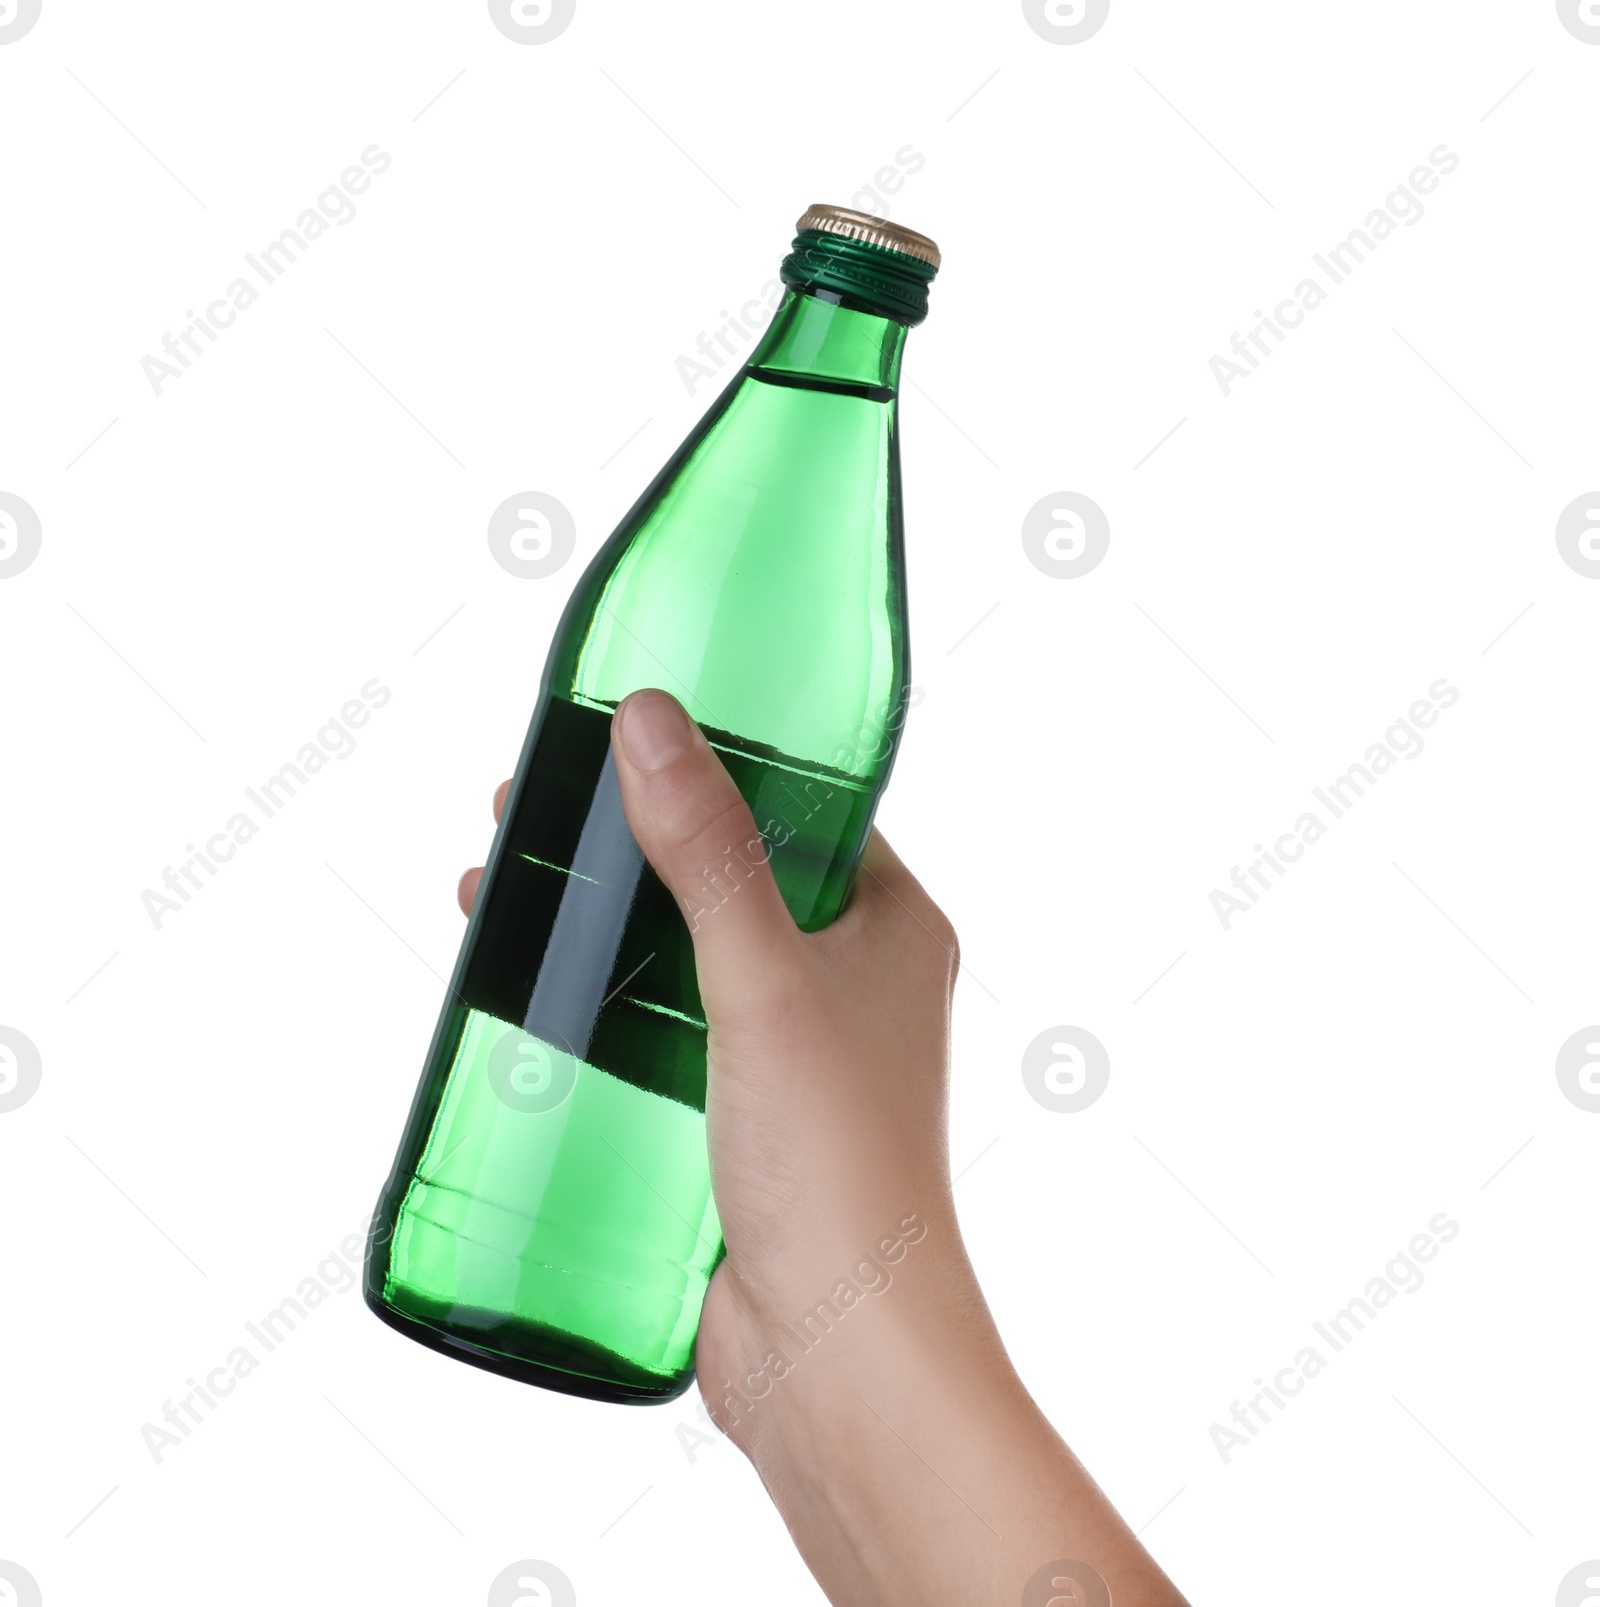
left=780, top=228, right=938, bottom=327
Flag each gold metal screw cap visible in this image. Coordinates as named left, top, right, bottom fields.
left=795, top=204, right=941, bottom=270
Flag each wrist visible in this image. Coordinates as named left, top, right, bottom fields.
left=697, top=1205, right=1182, bottom=1604
left=712, top=1224, right=1069, bottom=1605
left=708, top=1204, right=1014, bottom=1470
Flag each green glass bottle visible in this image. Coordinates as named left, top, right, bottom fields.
left=365, top=206, right=941, bottom=1403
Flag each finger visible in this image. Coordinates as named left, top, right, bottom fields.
left=458, top=866, right=482, bottom=915
left=460, top=782, right=509, bottom=914
left=610, top=690, right=800, bottom=996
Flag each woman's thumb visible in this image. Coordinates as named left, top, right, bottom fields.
left=610, top=690, right=800, bottom=999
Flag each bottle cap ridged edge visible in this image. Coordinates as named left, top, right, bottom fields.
left=795, top=204, right=941, bottom=270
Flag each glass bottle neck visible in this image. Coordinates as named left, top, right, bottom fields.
left=747, top=290, right=908, bottom=393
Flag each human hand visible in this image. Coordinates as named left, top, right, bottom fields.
left=460, top=689, right=1188, bottom=1607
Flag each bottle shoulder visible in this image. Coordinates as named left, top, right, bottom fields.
left=550, top=372, right=910, bottom=774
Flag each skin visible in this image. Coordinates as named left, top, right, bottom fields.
left=458, top=689, right=1190, bottom=1607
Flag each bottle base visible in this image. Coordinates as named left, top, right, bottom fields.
left=363, top=1283, right=694, bottom=1405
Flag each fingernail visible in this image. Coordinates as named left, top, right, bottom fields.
left=617, top=690, right=693, bottom=773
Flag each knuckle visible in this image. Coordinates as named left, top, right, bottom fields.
left=924, top=907, right=960, bottom=976
left=901, top=880, right=957, bottom=958
left=665, top=792, right=770, bottom=908
left=672, top=793, right=761, bottom=872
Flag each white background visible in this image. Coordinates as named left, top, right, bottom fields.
left=2, top=2, right=1597, bottom=1603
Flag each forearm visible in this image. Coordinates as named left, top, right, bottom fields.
left=721, top=1217, right=1189, bottom=1607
